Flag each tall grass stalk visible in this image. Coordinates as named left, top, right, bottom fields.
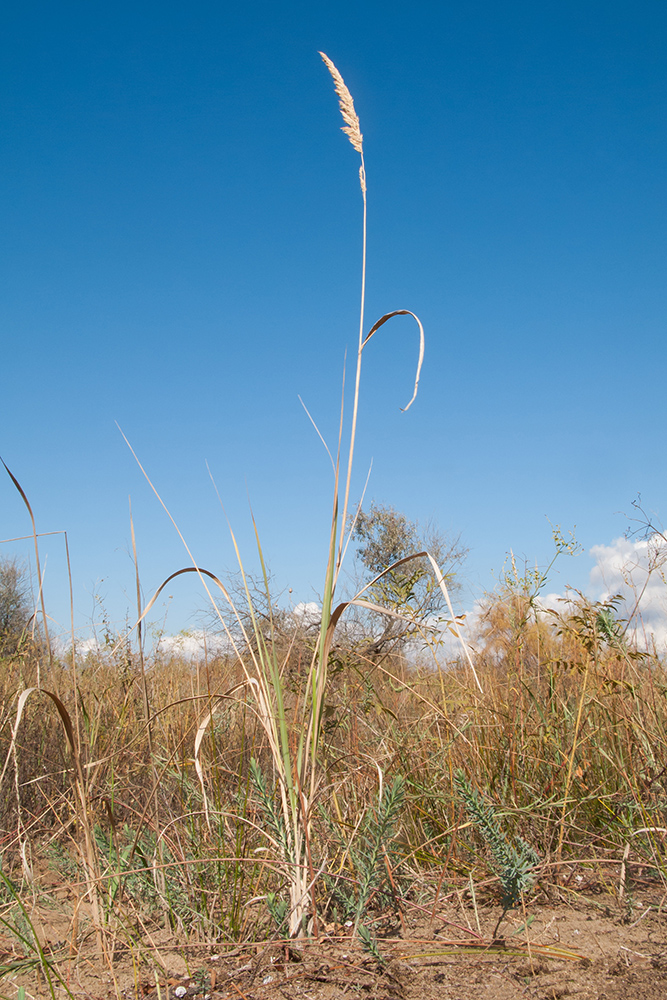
left=118, top=53, right=439, bottom=938
left=1, top=459, right=53, bottom=679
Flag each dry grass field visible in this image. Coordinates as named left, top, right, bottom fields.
left=2, top=583, right=667, bottom=998
left=2, top=55, right=666, bottom=999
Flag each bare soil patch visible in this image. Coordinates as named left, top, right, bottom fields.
left=9, top=882, right=667, bottom=1000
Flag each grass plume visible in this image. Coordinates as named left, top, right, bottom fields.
left=319, top=52, right=364, bottom=155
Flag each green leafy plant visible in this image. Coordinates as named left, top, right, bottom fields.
left=455, top=770, right=540, bottom=937
left=323, top=774, right=405, bottom=961
left=249, top=757, right=298, bottom=934
left=357, top=923, right=385, bottom=965
left=351, top=775, right=405, bottom=930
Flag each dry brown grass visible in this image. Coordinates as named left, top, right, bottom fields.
left=0, top=594, right=666, bottom=993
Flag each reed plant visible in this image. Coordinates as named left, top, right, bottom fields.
left=0, top=52, right=472, bottom=960
left=2, top=55, right=667, bottom=994
left=117, top=51, right=451, bottom=941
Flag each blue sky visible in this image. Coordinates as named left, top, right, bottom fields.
left=1, top=1, right=666, bottom=641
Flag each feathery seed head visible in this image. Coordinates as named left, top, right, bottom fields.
left=319, top=52, right=364, bottom=155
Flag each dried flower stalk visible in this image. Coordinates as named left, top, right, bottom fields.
left=319, top=52, right=364, bottom=155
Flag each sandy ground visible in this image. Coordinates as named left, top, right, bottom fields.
left=7, top=874, right=667, bottom=1000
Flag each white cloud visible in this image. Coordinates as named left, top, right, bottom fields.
left=53, top=633, right=109, bottom=658
left=588, top=534, right=667, bottom=649
left=157, top=630, right=232, bottom=659
left=73, top=636, right=103, bottom=657
left=535, top=535, right=667, bottom=651
left=538, top=592, right=567, bottom=611
left=292, top=602, right=321, bottom=628
left=59, top=629, right=234, bottom=661
left=535, top=592, right=580, bottom=617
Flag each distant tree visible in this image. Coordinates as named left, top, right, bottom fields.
left=349, top=502, right=467, bottom=658
left=0, top=557, right=33, bottom=656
